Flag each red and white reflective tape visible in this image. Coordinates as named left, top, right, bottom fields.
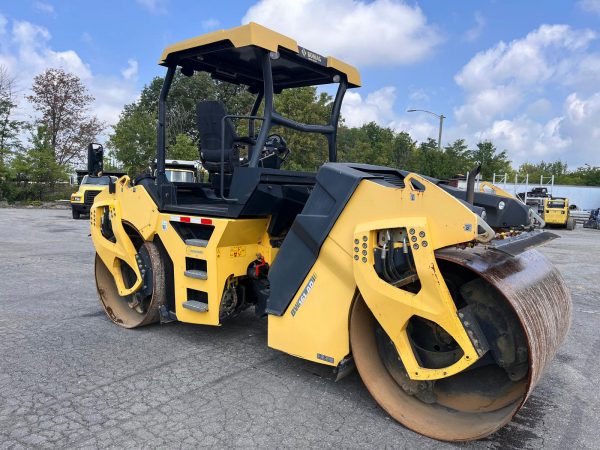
left=169, top=215, right=213, bottom=225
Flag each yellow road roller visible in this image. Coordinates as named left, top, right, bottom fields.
left=90, top=23, right=571, bottom=441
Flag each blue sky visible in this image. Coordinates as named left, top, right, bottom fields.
left=1, top=0, right=600, bottom=168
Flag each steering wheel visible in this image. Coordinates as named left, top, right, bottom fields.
left=265, top=134, right=288, bottom=152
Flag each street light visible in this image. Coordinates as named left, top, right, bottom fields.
left=407, top=109, right=445, bottom=150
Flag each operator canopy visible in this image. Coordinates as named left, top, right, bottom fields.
left=159, top=22, right=361, bottom=91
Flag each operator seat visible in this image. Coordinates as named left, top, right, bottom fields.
left=196, top=100, right=242, bottom=174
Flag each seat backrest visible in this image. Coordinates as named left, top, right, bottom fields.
left=196, top=101, right=239, bottom=173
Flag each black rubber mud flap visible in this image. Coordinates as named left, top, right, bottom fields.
left=266, top=163, right=399, bottom=316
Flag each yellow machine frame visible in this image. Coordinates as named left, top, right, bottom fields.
left=543, top=197, right=570, bottom=226
left=92, top=172, right=487, bottom=381
left=478, top=181, right=514, bottom=199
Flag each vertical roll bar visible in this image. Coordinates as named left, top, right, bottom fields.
left=328, top=78, right=347, bottom=162
left=248, top=90, right=264, bottom=138
left=249, top=53, right=274, bottom=167
left=156, top=66, right=176, bottom=184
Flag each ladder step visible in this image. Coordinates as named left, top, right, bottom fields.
left=182, top=300, right=208, bottom=312
left=185, top=239, right=209, bottom=248
left=184, top=269, right=207, bottom=280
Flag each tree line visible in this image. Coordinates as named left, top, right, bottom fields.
left=2, top=65, right=600, bottom=203
left=0, top=66, right=104, bottom=201
left=107, top=70, right=600, bottom=185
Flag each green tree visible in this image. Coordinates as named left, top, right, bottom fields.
left=391, top=131, right=417, bottom=169
left=0, top=66, right=23, bottom=178
left=168, top=134, right=198, bottom=161
left=442, top=139, right=471, bottom=178
left=401, top=138, right=474, bottom=179
left=272, top=87, right=332, bottom=171
left=27, top=68, right=104, bottom=165
left=110, top=71, right=255, bottom=175
left=11, top=125, right=67, bottom=183
left=338, top=122, right=413, bottom=169
left=567, top=164, right=600, bottom=186
left=467, top=141, right=513, bottom=180
left=407, top=138, right=448, bottom=178
left=517, top=160, right=568, bottom=183
left=109, top=106, right=156, bottom=175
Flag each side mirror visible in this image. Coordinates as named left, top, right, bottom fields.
left=87, top=143, right=104, bottom=176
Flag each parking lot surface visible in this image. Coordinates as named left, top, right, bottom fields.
left=0, top=208, right=598, bottom=449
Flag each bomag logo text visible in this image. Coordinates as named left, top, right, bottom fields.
left=290, top=273, right=317, bottom=317
left=299, top=47, right=324, bottom=65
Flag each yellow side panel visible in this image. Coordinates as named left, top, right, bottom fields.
left=329, top=179, right=477, bottom=251
left=92, top=179, right=271, bottom=326
left=113, top=183, right=160, bottom=240
left=267, top=175, right=477, bottom=368
left=268, top=236, right=355, bottom=366
left=154, top=215, right=269, bottom=326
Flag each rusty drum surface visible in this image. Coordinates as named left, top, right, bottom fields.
left=437, top=246, right=572, bottom=398
left=351, top=246, right=572, bottom=441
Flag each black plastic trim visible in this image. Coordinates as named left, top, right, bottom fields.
left=266, top=163, right=386, bottom=316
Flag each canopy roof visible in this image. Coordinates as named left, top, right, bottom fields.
left=159, top=22, right=361, bottom=90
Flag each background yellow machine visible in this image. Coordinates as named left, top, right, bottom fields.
left=70, top=143, right=124, bottom=219
left=543, top=196, right=575, bottom=229
left=90, top=23, right=571, bottom=441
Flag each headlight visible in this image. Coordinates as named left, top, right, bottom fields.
left=480, top=210, right=487, bottom=220
left=72, top=196, right=81, bottom=201
left=498, top=201, right=505, bottom=210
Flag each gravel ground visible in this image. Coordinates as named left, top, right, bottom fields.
left=0, top=208, right=598, bottom=449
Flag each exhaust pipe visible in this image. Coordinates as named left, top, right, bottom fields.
left=466, top=165, right=481, bottom=205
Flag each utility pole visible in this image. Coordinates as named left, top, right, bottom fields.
left=407, top=109, right=445, bottom=150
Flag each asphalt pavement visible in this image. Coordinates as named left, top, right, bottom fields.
left=0, top=208, right=598, bottom=449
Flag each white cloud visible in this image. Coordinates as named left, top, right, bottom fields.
left=0, top=16, right=138, bottom=127
left=243, top=0, right=442, bottom=66
left=579, top=0, right=600, bottom=15
left=3, top=20, right=91, bottom=80
left=390, top=116, right=438, bottom=144
left=342, top=86, right=397, bottom=127
left=34, top=1, right=55, bottom=15
left=341, top=86, right=438, bottom=143
left=451, top=24, right=600, bottom=166
left=338, top=23, right=600, bottom=167
left=478, top=116, right=571, bottom=163
left=201, top=18, right=220, bottom=31
left=464, top=12, right=485, bottom=42
left=409, top=88, right=430, bottom=103
left=560, top=91, right=600, bottom=147
left=455, top=25, right=595, bottom=93
left=121, top=58, right=138, bottom=81
left=136, top=0, right=167, bottom=14
left=454, top=85, right=522, bottom=127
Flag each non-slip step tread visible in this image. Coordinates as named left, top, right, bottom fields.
left=185, top=239, right=209, bottom=247
left=184, top=269, right=208, bottom=280
left=182, top=300, right=208, bottom=312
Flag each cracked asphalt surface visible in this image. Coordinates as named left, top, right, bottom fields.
left=0, top=208, right=598, bottom=449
